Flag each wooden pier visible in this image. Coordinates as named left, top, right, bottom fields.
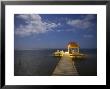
left=52, top=53, right=79, bottom=76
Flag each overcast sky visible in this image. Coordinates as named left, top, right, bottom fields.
left=14, top=14, right=97, bottom=50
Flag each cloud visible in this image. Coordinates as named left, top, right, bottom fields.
left=83, top=34, right=94, bottom=38
left=37, top=38, right=41, bottom=41
left=84, top=14, right=95, bottom=21
left=15, top=14, right=59, bottom=37
left=67, top=15, right=95, bottom=29
left=66, top=29, right=76, bottom=32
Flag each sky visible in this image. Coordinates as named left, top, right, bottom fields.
left=14, top=14, right=97, bottom=50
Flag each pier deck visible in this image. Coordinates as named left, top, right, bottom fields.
left=52, top=53, right=79, bottom=76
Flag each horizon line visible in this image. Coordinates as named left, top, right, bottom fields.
left=14, top=48, right=97, bottom=50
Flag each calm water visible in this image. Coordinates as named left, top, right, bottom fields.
left=14, top=49, right=97, bottom=76
left=74, top=49, right=97, bottom=76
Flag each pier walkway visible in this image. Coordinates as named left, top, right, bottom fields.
left=52, top=53, right=79, bottom=76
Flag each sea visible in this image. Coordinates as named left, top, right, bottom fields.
left=14, top=49, right=97, bottom=76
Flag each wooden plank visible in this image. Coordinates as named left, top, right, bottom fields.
left=52, top=53, right=79, bottom=76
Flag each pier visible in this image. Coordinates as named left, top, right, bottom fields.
left=52, top=52, right=79, bottom=76
left=52, top=41, right=86, bottom=76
